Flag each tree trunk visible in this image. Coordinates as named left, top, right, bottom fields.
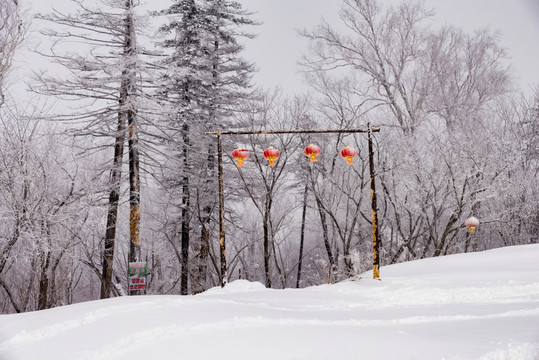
left=195, top=147, right=213, bottom=293
left=193, top=30, right=219, bottom=294
left=314, top=192, right=336, bottom=281
left=180, top=122, right=190, bottom=295
left=100, top=112, right=125, bottom=298
left=37, top=241, right=51, bottom=310
left=128, top=104, right=140, bottom=264
left=102, top=0, right=139, bottom=298
left=296, top=183, right=308, bottom=288
left=263, top=193, right=273, bottom=288
left=434, top=215, right=458, bottom=257
left=123, top=0, right=142, bottom=296
left=196, top=215, right=210, bottom=291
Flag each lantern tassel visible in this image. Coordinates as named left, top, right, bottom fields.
left=269, top=158, right=276, bottom=166
left=468, top=227, right=476, bottom=233
left=346, top=157, right=354, bottom=165
left=310, top=154, right=317, bottom=162
left=237, top=158, right=244, bottom=167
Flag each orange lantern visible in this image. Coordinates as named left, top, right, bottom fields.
left=263, top=146, right=280, bottom=166
left=232, top=147, right=249, bottom=167
left=304, top=144, right=321, bottom=162
left=340, top=146, right=358, bottom=165
left=465, top=216, right=479, bottom=233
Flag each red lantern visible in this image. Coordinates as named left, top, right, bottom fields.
left=304, top=144, right=321, bottom=162
left=340, top=146, right=358, bottom=165
left=465, top=216, right=479, bottom=233
left=232, top=147, right=249, bottom=167
left=263, top=146, right=280, bottom=166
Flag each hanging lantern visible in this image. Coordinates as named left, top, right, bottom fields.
left=465, top=216, right=480, bottom=233
left=340, top=146, right=358, bottom=165
left=263, top=146, right=280, bottom=166
left=231, top=147, right=249, bottom=167
left=304, top=143, right=321, bottom=162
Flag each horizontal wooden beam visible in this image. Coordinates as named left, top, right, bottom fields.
left=206, top=128, right=380, bottom=136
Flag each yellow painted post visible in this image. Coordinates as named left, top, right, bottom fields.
left=368, top=123, right=381, bottom=279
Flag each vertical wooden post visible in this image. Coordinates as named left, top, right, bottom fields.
left=128, top=105, right=141, bottom=263
left=217, top=129, right=227, bottom=287
left=368, top=123, right=381, bottom=279
left=125, top=0, right=141, bottom=295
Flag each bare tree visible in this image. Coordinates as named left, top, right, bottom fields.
left=301, top=0, right=517, bottom=268
left=0, top=104, right=89, bottom=313
left=32, top=0, right=149, bottom=298
left=0, top=0, right=25, bottom=107
left=301, top=0, right=434, bottom=134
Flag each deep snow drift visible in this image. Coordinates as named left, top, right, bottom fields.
left=1, top=244, right=538, bottom=360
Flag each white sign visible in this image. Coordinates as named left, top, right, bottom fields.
left=129, top=276, right=146, bottom=291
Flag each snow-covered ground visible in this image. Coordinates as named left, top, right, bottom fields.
left=1, top=244, right=538, bottom=360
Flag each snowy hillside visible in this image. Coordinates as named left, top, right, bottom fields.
left=1, top=244, right=538, bottom=360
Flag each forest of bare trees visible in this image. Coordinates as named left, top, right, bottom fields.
left=0, top=0, right=537, bottom=313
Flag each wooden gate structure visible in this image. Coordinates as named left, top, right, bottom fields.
left=207, top=124, right=381, bottom=287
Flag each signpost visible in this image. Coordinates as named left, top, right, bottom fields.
left=128, top=261, right=147, bottom=295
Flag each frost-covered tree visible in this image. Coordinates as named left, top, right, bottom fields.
left=0, top=105, right=91, bottom=313
left=488, top=94, right=539, bottom=248
left=228, top=90, right=306, bottom=288
left=33, top=0, right=149, bottom=298
left=301, top=0, right=519, bottom=268
left=0, top=0, right=25, bottom=107
left=155, top=0, right=254, bottom=294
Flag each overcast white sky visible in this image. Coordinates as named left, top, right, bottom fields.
left=22, top=0, right=539, bottom=95
left=235, top=0, right=539, bottom=95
